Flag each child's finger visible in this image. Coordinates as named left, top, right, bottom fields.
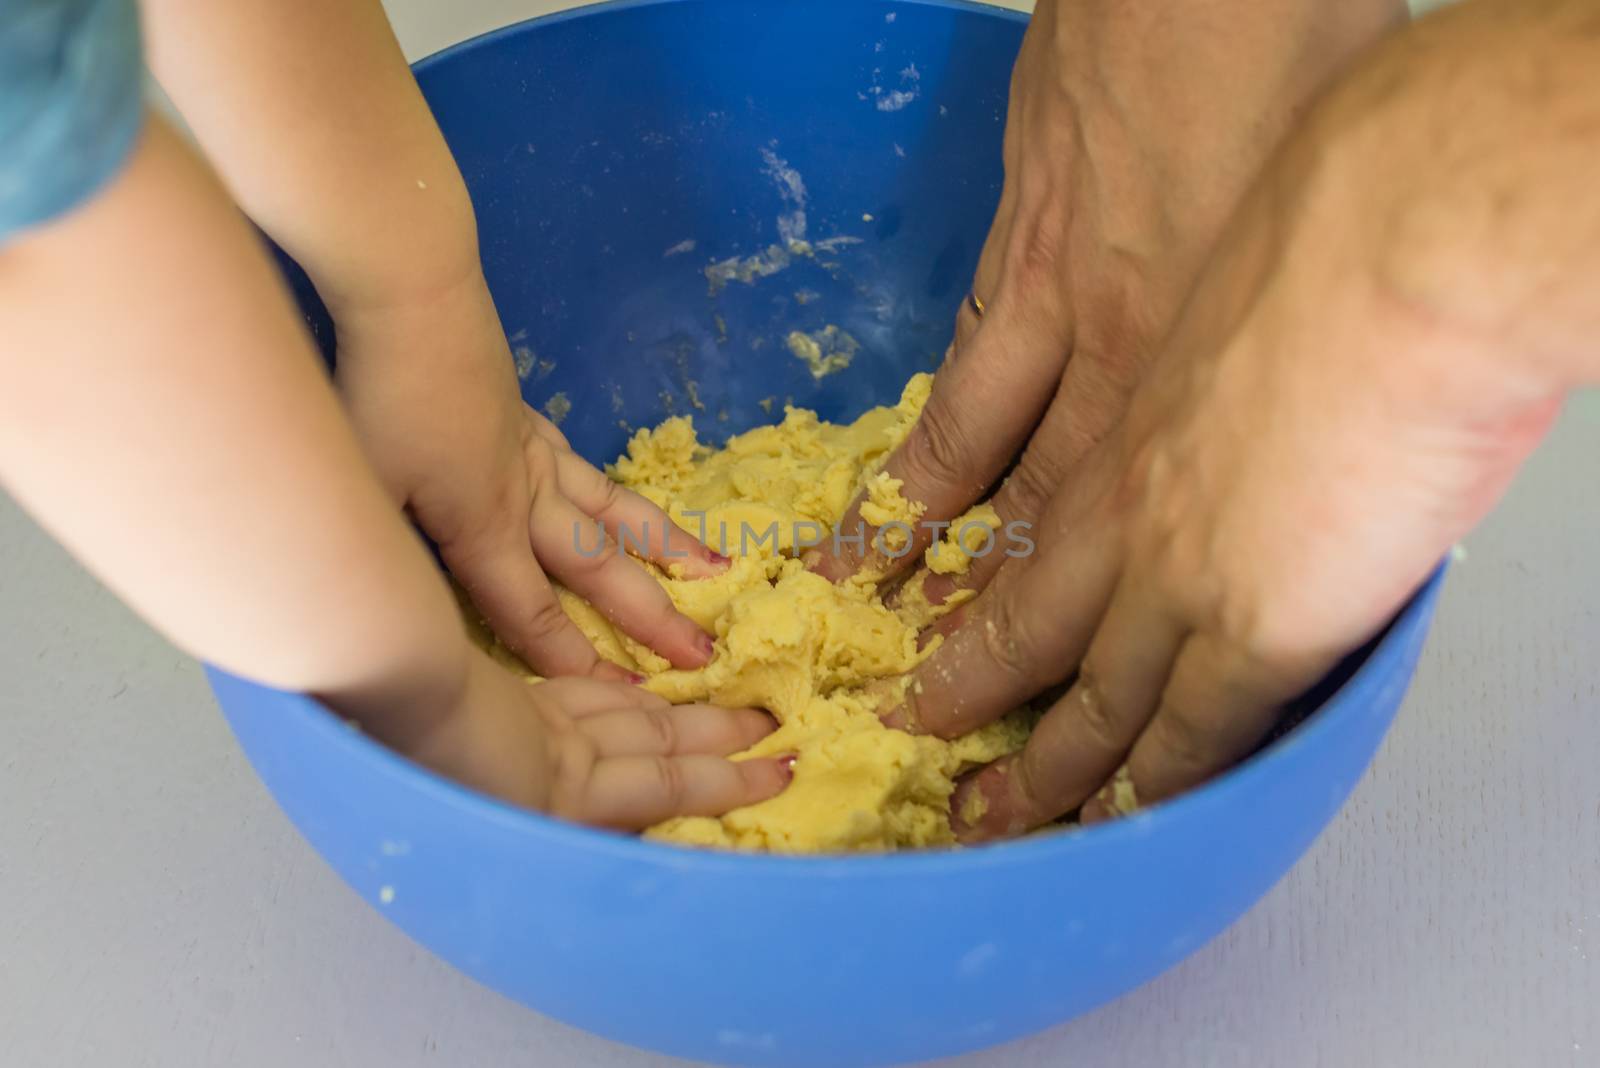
left=575, top=705, right=776, bottom=758
left=549, top=449, right=728, bottom=578
left=573, top=754, right=794, bottom=828
left=537, top=676, right=669, bottom=716
left=528, top=484, right=716, bottom=670
left=444, top=530, right=614, bottom=680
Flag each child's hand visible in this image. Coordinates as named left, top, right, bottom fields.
left=332, top=270, right=727, bottom=681
left=414, top=647, right=791, bottom=825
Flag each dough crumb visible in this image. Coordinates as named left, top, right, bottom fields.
left=785, top=325, right=858, bottom=379
left=925, top=503, right=1001, bottom=576
left=1107, top=765, right=1139, bottom=817
left=859, top=471, right=925, bottom=554
left=543, top=392, right=572, bottom=426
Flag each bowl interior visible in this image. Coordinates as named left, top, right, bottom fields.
left=263, top=0, right=1431, bottom=858
left=284, top=0, right=1024, bottom=457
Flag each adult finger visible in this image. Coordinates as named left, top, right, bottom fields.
left=573, top=754, right=794, bottom=829
left=527, top=462, right=714, bottom=670
left=887, top=523, right=1119, bottom=739
left=576, top=704, right=776, bottom=758
left=806, top=299, right=1070, bottom=584
left=921, top=335, right=1145, bottom=607
left=883, top=439, right=1124, bottom=738
left=948, top=579, right=1186, bottom=841
left=547, top=445, right=728, bottom=578
left=953, top=173, right=1015, bottom=358
left=1079, top=633, right=1326, bottom=823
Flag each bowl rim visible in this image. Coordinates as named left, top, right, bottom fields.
left=411, top=0, right=1032, bottom=84
left=225, top=0, right=1446, bottom=877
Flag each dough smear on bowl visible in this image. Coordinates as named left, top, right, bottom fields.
left=470, top=373, right=1036, bottom=853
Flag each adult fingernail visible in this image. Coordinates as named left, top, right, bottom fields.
left=695, top=630, right=716, bottom=660
left=931, top=605, right=968, bottom=639
left=803, top=549, right=849, bottom=583
left=949, top=776, right=987, bottom=834
left=951, top=762, right=1023, bottom=843
left=921, top=574, right=957, bottom=606
left=627, top=672, right=648, bottom=686
left=778, top=753, right=798, bottom=779
left=940, top=770, right=992, bottom=837
left=705, top=546, right=732, bottom=567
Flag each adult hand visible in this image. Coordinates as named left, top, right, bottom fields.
left=810, top=0, right=1405, bottom=591
left=334, top=270, right=727, bottom=680
left=887, top=0, right=1596, bottom=838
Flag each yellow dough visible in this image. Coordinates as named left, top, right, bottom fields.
left=478, top=374, right=1034, bottom=853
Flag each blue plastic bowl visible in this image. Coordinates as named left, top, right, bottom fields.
left=209, top=2, right=1445, bottom=1064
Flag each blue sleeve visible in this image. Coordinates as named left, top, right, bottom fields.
left=0, top=0, right=145, bottom=244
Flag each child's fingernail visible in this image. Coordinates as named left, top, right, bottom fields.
left=593, top=660, right=635, bottom=683
left=627, top=672, right=648, bottom=686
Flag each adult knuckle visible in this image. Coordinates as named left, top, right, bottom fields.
left=982, top=582, right=1048, bottom=686
left=1014, top=219, right=1067, bottom=282
left=1200, top=583, right=1269, bottom=656
left=1017, top=739, right=1072, bottom=817
left=902, top=396, right=973, bottom=493
left=1071, top=667, right=1126, bottom=753
left=1001, top=455, right=1062, bottom=520
left=1001, top=175, right=1071, bottom=289
left=1152, top=705, right=1215, bottom=774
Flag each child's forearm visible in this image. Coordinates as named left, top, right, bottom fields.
left=0, top=115, right=467, bottom=741
left=141, top=0, right=480, bottom=313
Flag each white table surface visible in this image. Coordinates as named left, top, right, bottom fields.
left=4, top=2, right=1596, bottom=1066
